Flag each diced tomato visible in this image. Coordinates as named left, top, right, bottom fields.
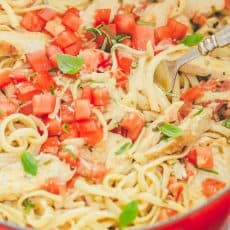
left=112, top=69, right=128, bottom=89
left=20, top=12, right=45, bottom=32
left=60, top=104, right=75, bottom=123
left=45, top=17, right=66, bottom=37
left=76, top=158, right=107, bottom=182
left=120, top=38, right=132, bottom=47
left=120, top=113, right=145, bottom=141
left=154, top=26, right=172, bottom=44
left=193, top=13, right=207, bottom=26
left=32, top=94, right=56, bottom=116
left=202, top=178, right=226, bottom=198
left=79, top=49, right=111, bottom=73
left=186, top=149, right=197, bottom=165
left=54, top=30, right=77, bottom=49
left=62, top=10, right=81, bottom=31
left=58, top=148, right=78, bottom=168
left=154, top=38, right=173, bottom=54
left=74, top=99, right=91, bottom=121
left=20, top=102, right=33, bottom=115
left=64, top=39, right=82, bottom=55
left=196, top=146, right=213, bottom=169
left=116, top=51, right=133, bottom=74
left=168, top=181, right=184, bottom=201
left=114, top=13, right=135, bottom=35
left=9, top=69, right=28, bottom=83
left=64, top=8, right=80, bottom=16
left=41, top=177, right=66, bottom=195
left=40, top=136, right=59, bottom=154
left=0, top=69, right=11, bottom=88
left=226, top=0, right=230, bottom=10
left=81, top=86, right=93, bottom=103
left=94, top=9, right=111, bottom=26
left=16, top=82, right=40, bottom=102
left=180, top=86, right=204, bottom=103
left=59, top=122, right=79, bottom=141
left=92, top=88, right=110, bottom=106
left=178, top=102, right=192, bottom=120
left=0, top=99, right=18, bottom=117
left=44, top=118, right=61, bottom=136
left=201, top=79, right=220, bottom=91
left=67, top=172, right=79, bottom=188
left=46, top=44, right=63, bottom=67
left=158, top=208, right=178, bottom=221
left=27, top=50, right=52, bottom=73
left=38, top=8, right=57, bottom=21
left=167, top=18, right=187, bottom=40
left=34, top=73, right=56, bottom=92
left=132, top=24, right=155, bottom=50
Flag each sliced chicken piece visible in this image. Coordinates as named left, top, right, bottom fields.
left=0, top=154, right=74, bottom=201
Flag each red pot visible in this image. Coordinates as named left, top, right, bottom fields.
left=0, top=187, right=229, bottom=230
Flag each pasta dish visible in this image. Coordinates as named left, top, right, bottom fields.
left=0, top=0, right=230, bottom=229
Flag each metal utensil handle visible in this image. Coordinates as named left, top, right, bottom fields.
left=198, top=24, right=230, bottom=55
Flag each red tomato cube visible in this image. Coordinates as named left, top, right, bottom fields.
left=94, top=9, right=111, bottom=26
left=64, top=39, right=82, bottom=56
left=74, top=99, right=91, bottom=121
left=45, top=17, right=66, bottom=37
left=16, top=82, right=40, bottom=102
left=92, top=88, right=110, bottom=106
left=38, top=8, right=57, bottom=21
left=62, top=11, right=81, bottom=31
left=54, top=30, right=78, bottom=49
left=0, top=69, right=11, bottom=88
left=114, top=13, right=135, bottom=35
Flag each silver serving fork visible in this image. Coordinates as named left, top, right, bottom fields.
left=158, top=24, right=230, bottom=92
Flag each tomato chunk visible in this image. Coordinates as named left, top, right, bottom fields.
left=81, top=86, right=93, bottom=103
left=202, top=178, right=226, bottom=198
left=167, top=18, right=187, bottom=40
left=41, top=177, right=66, bottom=195
left=186, top=149, right=197, bottom=165
left=54, top=30, right=77, bottom=49
left=154, top=26, right=172, bottom=44
left=116, top=51, right=133, bottom=74
left=41, top=136, right=59, bottom=154
left=34, top=73, right=56, bottom=92
left=9, top=69, right=27, bottom=83
left=94, top=9, right=111, bottom=26
left=0, top=69, right=11, bottom=88
left=112, top=70, right=128, bottom=89
left=45, top=17, right=66, bottom=37
left=16, top=82, right=40, bottom=102
left=20, top=102, right=33, bottom=115
left=0, top=99, right=18, bottom=117
left=38, top=8, right=57, bottom=21
left=32, top=94, right=56, bottom=116
left=60, top=104, right=75, bottom=123
left=62, top=10, right=81, bottom=31
left=114, top=13, right=135, bottom=35
left=92, top=88, right=110, bottom=106
left=120, top=113, right=145, bottom=141
left=44, top=118, right=61, bottom=136
left=21, top=12, right=45, bottom=32
left=46, top=44, right=63, bottom=67
left=27, top=50, right=52, bottom=73
left=196, top=146, right=213, bottom=169
left=58, top=148, right=78, bottom=168
left=59, top=123, right=79, bottom=141
left=132, top=24, right=155, bottom=50
left=75, top=99, right=91, bottom=121
left=168, top=181, right=184, bottom=201
left=180, top=86, right=204, bottom=103
left=64, top=39, right=82, bottom=55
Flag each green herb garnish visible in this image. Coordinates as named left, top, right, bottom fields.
left=57, top=54, right=84, bottom=74
left=164, top=91, right=178, bottom=97
left=137, top=20, right=155, bottom=27
left=119, top=200, right=138, bottom=228
left=22, top=199, right=35, bottom=214
left=159, top=123, right=183, bottom=138
left=197, top=168, right=219, bottom=175
left=62, top=123, right=69, bottom=133
left=21, top=152, right=38, bottom=176
left=223, top=118, right=230, bottom=129
left=50, top=86, right=55, bottom=95
left=193, top=107, right=204, bottom=117
left=181, top=33, right=204, bottom=46
left=115, top=142, right=132, bottom=155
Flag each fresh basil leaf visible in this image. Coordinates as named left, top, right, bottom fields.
left=159, top=123, right=183, bottom=138
left=115, top=142, right=132, bottom=155
left=57, top=54, right=84, bottom=74
left=22, top=199, right=34, bottom=214
left=197, top=168, right=219, bottom=175
left=119, top=200, right=138, bottom=228
left=21, top=152, right=38, bottom=176
left=193, top=107, right=204, bottom=117
left=223, top=118, right=230, bottom=129
left=62, top=123, right=69, bottom=133
left=137, top=20, right=155, bottom=27
left=181, top=34, right=204, bottom=46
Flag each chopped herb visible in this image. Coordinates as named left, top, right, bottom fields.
left=62, top=123, right=69, bottom=133
left=101, top=37, right=108, bottom=51
left=193, top=108, right=204, bottom=117
left=50, top=86, right=55, bottom=95
left=21, top=152, right=38, bottom=176
left=61, top=146, right=76, bottom=159
left=159, top=123, right=183, bottom=138
left=164, top=91, right=178, bottom=97
left=57, top=54, right=84, bottom=74
left=137, top=20, right=155, bottom=27
left=196, top=74, right=211, bottom=82
left=114, top=34, right=130, bottom=43
left=115, top=142, right=132, bottom=155
left=22, top=199, right=34, bottom=214
left=197, top=167, right=219, bottom=175
left=26, top=72, right=38, bottom=79
left=87, top=27, right=103, bottom=37
left=119, top=200, right=138, bottom=228
left=48, top=67, right=58, bottom=72
left=181, top=33, right=204, bottom=47
left=223, top=118, right=230, bottom=129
